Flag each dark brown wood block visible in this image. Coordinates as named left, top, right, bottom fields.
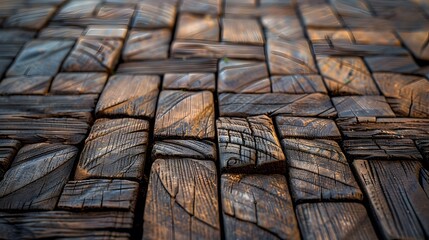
left=296, top=203, right=378, bottom=240
left=300, top=4, right=342, bottom=28
left=222, top=174, right=300, bottom=240
left=96, top=75, right=159, bottom=118
left=365, top=55, right=420, bottom=73
left=399, top=31, right=429, bottom=60
left=353, top=160, right=429, bottom=239
left=217, top=115, right=286, bottom=173
left=0, top=143, right=77, bottom=210
left=143, top=158, right=220, bottom=239
left=83, top=25, right=128, bottom=39
left=0, top=29, right=35, bottom=43
left=58, top=179, right=139, bottom=212
left=282, top=138, right=362, bottom=202
left=152, top=140, right=216, bottom=160
left=175, top=13, right=219, bottom=41
left=0, top=76, right=51, bottom=95
left=416, top=140, right=429, bottom=161
left=117, top=58, right=218, bottom=74
left=122, top=29, right=171, bottom=61
left=275, top=116, right=341, bottom=139
left=261, top=15, right=304, bottom=40
left=6, top=40, right=74, bottom=77
left=219, top=93, right=337, bottom=117
left=332, top=96, right=395, bottom=117
left=154, top=91, right=215, bottom=139
left=0, top=139, right=20, bottom=180
left=50, top=72, right=107, bottom=95
left=163, top=73, right=215, bottom=91
left=132, top=2, right=176, bottom=29
left=38, top=26, right=84, bottom=39
left=222, top=17, right=264, bottom=45
left=317, top=56, right=380, bottom=95
left=4, top=6, right=56, bottom=30
left=180, top=0, right=221, bottom=15
left=218, top=59, right=270, bottom=93
left=271, top=75, right=328, bottom=94
left=75, top=118, right=149, bottom=180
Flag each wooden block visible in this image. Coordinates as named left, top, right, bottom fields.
left=152, top=140, right=216, bottom=160
left=332, top=96, right=395, bottom=117
left=7, top=40, right=74, bottom=77
left=132, top=2, right=176, bottom=28
left=96, top=75, right=160, bottom=118
left=353, top=160, right=429, bottom=239
left=143, top=158, right=220, bottom=239
left=296, top=203, right=378, bottom=240
left=365, top=55, right=420, bottom=73
left=163, top=73, right=215, bottom=91
left=416, top=140, right=429, bottom=161
left=222, top=18, right=264, bottom=45
left=0, top=76, right=51, bottom=95
left=38, top=26, right=84, bottom=39
left=0, top=143, right=77, bottom=210
left=0, top=139, right=20, bottom=180
left=122, top=29, right=171, bottom=61
left=180, top=0, right=221, bottom=15
left=54, top=0, right=100, bottom=19
left=343, top=139, right=423, bottom=161
left=372, top=73, right=429, bottom=118
left=50, top=73, right=108, bottom=95
left=282, top=138, right=362, bottom=202
left=4, top=6, right=56, bottom=30
left=0, top=29, right=35, bottom=43
left=224, top=5, right=295, bottom=17
left=58, top=179, right=139, bottom=212
left=330, top=0, right=372, bottom=17
left=217, top=115, right=286, bottom=173
left=267, top=38, right=317, bottom=75
left=221, top=174, right=300, bottom=240
left=175, top=13, right=219, bottom=41
left=399, top=31, right=429, bottom=60
left=307, top=29, right=353, bottom=43
left=219, top=93, right=337, bottom=117
left=218, top=59, right=270, bottom=93
left=225, top=0, right=256, bottom=6
left=83, top=25, right=128, bottom=39
left=300, top=4, right=342, bottom=28
left=271, top=75, right=327, bottom=94
left=312, top=42, right=408, bottom=56
left=261, top=15, right=304, bottom=40
left=275, top=116, right=341, bottom=139
left=352, top=29, right=400, bottom=45
left=75, top=118, right=149, bottom=180
left=117, top=58, right=218, bottom=74
left=317, top=56, right=380, bottom=95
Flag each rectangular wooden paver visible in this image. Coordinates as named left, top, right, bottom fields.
left=332, top=96, right=395, bottom=117
left=50, top=72, right=108, bottom=95
left=222, top=17, right=264, bottom=45
left=117, top=58, right=218, bottom=74
left=175, top=13, right=219, bottom=41
left=132, top=2, right=176, bottom=29
left=122, top=29, right=171, bottom=61
left=275, top=116, right=341, bottom=139
left=152, top=140, right=216, bottom=161
left=0, top=76, right=51, bottom=95
left=271, top=75, right=328, bottom=94
left=163, top=73, right=215, bottom=91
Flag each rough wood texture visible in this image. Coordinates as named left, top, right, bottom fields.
left=132, top=2, right=176, bottom=29
left=0, top=76, right=51, bottom=94
left=219, top=93, right=337, bottom=117
left=58, top=179, right=139, bottom=212
left=217, top=115, right=286, bottom=173
left=365, top=55, right=420, bottom=73
left=122, top=29, right=171, bottom=60
left=4, top=6, right=56, bottom=30
left=50, top=72, right=108, bottom=95
left=222, top=18, right=264, bottom=45
left=96, top=75, right=160, bottom=118
left=38, top=26, right=84, bottom=39
left=372, top=73, right=429, bottom=118
left=296, top=203, right=378, bottom=240
left=300, top=4, right=342, bottom=27
left=261, top=15, right=304, bottom=40
left=353, top=160, right=429, bottom=239
left=330, top=0, right=371, bottom=17
left=317, top=56, right=380, bottom=95
left=332, top=96, right=395, bottom=117
left=117, top=58, right=218, bottom=74
left=75, top=118, right=149, bottom=180
left=416, top=140, right=429, bottom=161
left=398, top=31, right=429, bottom=60
left=311, top=42, right=407, bottom=56
left=180, top=0, right=221, bottom=15
left=163, top=73, right=215, bottom=91
left=175, top=13, right=219, bottom=41
left=222, top=174, right=300, bottom=240
left=275, top=116, right=341, bottom=139
left=224, top=5, right=294, bottom=17
left=0, top=139, right=20, bottom=180
left=83, top=25, right=128, bottom=39
left=282, top=138, right=362, bottom=202
left=0, top=59, right=12, bottom=77
left=218, top=59, right=270, bottom=93
left=152, top=140, right=216, bottom=160
left=154, top=90, right=215, bottom=139
left=0, top=29, right=35, bottom=43
left=271, top=75, right=328, bottom=94
left=0, top=143, right=77, bottom=210
left=143, top=158, right=220, bottom=240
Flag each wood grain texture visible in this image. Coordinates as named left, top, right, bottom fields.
left=0, top=143, right=77, bottom=210
left=0, top=76, right=51, bottom=94
left=271, top=75, right=328, bottom=94
left=0, top=139, right=20, bottom=180
left=300, top=4, right=342, bottom=27
left=152, top=140, right=216, bottom=160
left=217, top=115, right=286, bottom=173
left=317, top=56, right=380, bottom=95
left=50, top=72, right=108, bottom=95
left=218, top=59, right=270, bottom=93
left=332, top=96, right=395, bottom=117
left=275, top=116, right=341, bottom=139
left=75, top=118, right=149, bottom=180
left=353, top=160, right=429, bottom=239
left=365, top=55, right=420, bottom=73
left=224, top=5, right=295, bottom=17
left=222, top=174, right=300, bottom=240
left=83, top=25, right=128, bottom=39
left=154, top=90, right=215, bottom=139
left=122, top=29, right=171, bottom=60
left=282, top=138, right=362, bottom=202
left=296, top=203, right=378, bottom=240
left=330, top=0, right=371, bottom=17
left=312, top=42, right=408, bottom=56
left=38, top=26, right=84, bottom=39
left=219, top=93, right=337, bottom=117
left=222, top=18, right=264, bottom=45
left=180, top=0, right=221, bottom=15
left=117, top=58, right=218, bottom=74
left=262, top=15, right=304, bottom=40
left=4, top=6, right=56, bottom=30
left=398, top=31, right=429, bottom=60
left=0, top=29, right=35, bottom=43
left=0, top=59, right=12, bottom=77
left=175, top=13, right=219, bottom=41
left=96, top=75, right=160, bottom=118
left=143, top=158, right=220, bottom=240
left=132, top=2, right=176, bottom=28
left=163, top=73, right=215, bottom=91
left=0, top=43, right=23, bottom=58
left=58, top=179, right=139, bottom=211
left=416, top=140, right=429, bottom=161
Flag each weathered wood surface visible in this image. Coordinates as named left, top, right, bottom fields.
left=300, top=4, right=342, bottom=27
left=117, top=58, right=218, bottom=74
left=296, top=203, right=378, bottom=240
left=152, top=140, right=216, bottom=160
left=275, top=116, right=341, bottom=139
left=180, top=0, right=221, bottom=15
left=271, top=75, right=327, bottom=94
left=353, top=160, right=429, bottom=239
left=122, top=29, right=171, bottom=60
left=0, top=29, right=35, bottom=43
left=365, top=55, right=420, bottom=73
left=398, top=31, right=429, bottom=60
left=312, top=42, right=408, bottom=56
left=0, top=59, right=12, bottom=77
left=154, top=90, right=215, bottom=139
left=83, top=25, right=127, bottom=39
left=75, top=118, right=149, bottom=180
left=222, top=18, right=264, bottom=45
left=143, top=158, right=220, bottom=239
left=163, top=73, right=215, bottom=91
left=332, top=96, right=395, bottom=117
left=4, top=6, right=56, bottom=30
left=224, top=5, right=294, bottom=17
left=0, top=143, right=77, bottom=210
left=38, top=26, right=84, bottom=39
left=175, top=13, right=219, bottom=41
left=261, top=15, right=304, bottom=40
left=416, top=140, right=429, bottom=161
left=50, top=72, right=108, bottom=95
left=217, top=115, right=286, bottom=173
left=281, top=138, right=363, bottom=202
left=132, top=2, right=176, bottom=29
left=0, top=139, right=20, bottom=180
left=221, top=174, right=300, bottom=240
left=0, top=76, right=51, bottom=95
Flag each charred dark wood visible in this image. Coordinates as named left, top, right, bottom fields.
left=152, top=140, right=216, bottom=160
left=275, top=116, right=341, bottom=139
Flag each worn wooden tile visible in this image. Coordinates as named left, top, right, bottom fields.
left=122, top=29, right=171, bottom=61
left=267, top=38, right=317, bottom=75
left=83, top=25, right=128, bottom=39
left=352, top=29, right=400, bottom=45
left=143, top=158, right=220, bottom=239
left=317, top=56, right=380, bottom=95
left=75, top=118, right=149, bottom=180
left=224, top=5, right=295, bottom=17
left=219, top=93, right=337, bottom=117
left=312, top=41, right=408, bottom=56
left=300, top=4, right=342, bottom=28
left=132, top=2, right=176, bottom=29
left=54, top=0, right=101, bottom=19
left=0, top=76, right=51, bottom=95
left=180, top=0, right=221, bottom=15
left=96, top=75, right=159, bottom=118
left=296, top=203, right=378, bottom=240
left=330, top=0, right=372, bottom=17
left=154, top=91, right=215, bottom=139
left=398, top=31, right=429, bottom=60
left=222, top=18, right=264, bottom=45
left=152, top=140, right=216, bottom=160
left=0, top=29, right=36, bottom=43
left=50, top=73, right=108, bottom=95
left=4, top=6, right=56, bottom=30
left=275, top=116, right=341, bottom=139
left=261, top=15, right=304, bottom=40
left=218, top=59, right=270, bottom=93
left=0, top=139, right=20, bottom=180
left=365, top=55, right=420, bottom=73
left=354, top=160, right=429, bottom=239
left=175, top=13, right=219, bottom=41
left=58, top=179, right=139, bottom=212
left=163, top=73, right=215, bottom=91
left=332, top=96, right=395, bottom=118
left=217, top=115, right=286, bottom=173
left=7, top=40, right=74, bottom=77
left=0, top=143, right=77, bottom=210
left=225, top=0, right=256, bottom=6
left=271, top=75, right=327, bottom=94
left=117, top=58, right=218, bottom=74
left=38, top=26, right=84, bottom=39
left=222, top=174, right=300, bottom=240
